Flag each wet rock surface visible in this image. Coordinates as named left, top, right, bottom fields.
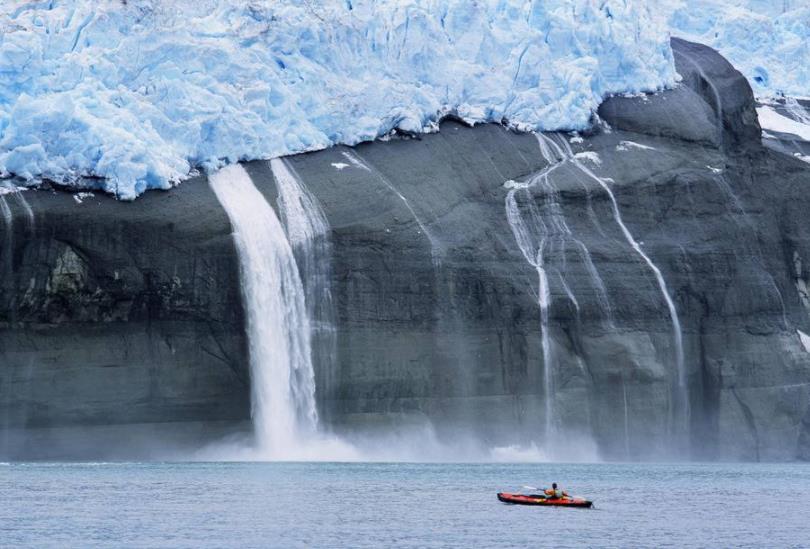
left=2, top=40, right=809, bottom=460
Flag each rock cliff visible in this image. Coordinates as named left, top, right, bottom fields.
left=2, top=40, right=809, bottom=460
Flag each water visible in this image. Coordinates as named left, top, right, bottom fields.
left=2, top=462, right=808, bottom=548
left=504, top=146, right=565, bottom=439
left=673, top=48, right=724, bottom=145
left=560, top=137, right=688, bottom=437
left=504, top=132, right=684, bottom=443
left=341, top=150, right=441, bottom=264
left=271, top=158, right=338, bottom=404
left=208, top=164, right=318, bottom=456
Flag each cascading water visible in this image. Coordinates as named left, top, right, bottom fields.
left=341, top=150, right=441, bottom=264
left=0, top=195, right=11, bottom=232
left=504, top=134, right=613, bottom=442
left=0, top=194, right=12, bottom=280
left=623, top=378, right=631, bottom=459
left=1, top=185, right=34, bottom=324
left=673, top=48, right=724, bottom=145
left=270, top=158, right=338, bottom=411
left=209, top=164, right=318, bottom=457
left=505, top=131, right=687, bottom=450
left=558, top=136, right=688, bottom=437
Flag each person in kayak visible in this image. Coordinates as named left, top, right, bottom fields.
left=544, top=483, right=569, bottom=499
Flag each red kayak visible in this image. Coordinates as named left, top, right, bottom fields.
left=497, top=492, right=593, bottom=508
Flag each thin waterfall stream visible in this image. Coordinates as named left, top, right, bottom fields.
left=271, top=158, right=338, bottom=409
left=504, top=133, right=613, bottom=443
left=505, top=132, right=688, bottom=449
left=557, top=136, right=688, bottom=437
left=341, top=150, right=442, bottom=265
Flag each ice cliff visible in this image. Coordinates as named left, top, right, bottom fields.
left=0, top=0, right=676, bottom=199
left=666, top=0, right=809, bottom=98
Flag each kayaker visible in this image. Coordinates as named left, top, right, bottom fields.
left=544, top=483, right=568, bottom=499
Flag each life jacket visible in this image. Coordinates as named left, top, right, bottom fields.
left=544, top=488, right=555, bottom=497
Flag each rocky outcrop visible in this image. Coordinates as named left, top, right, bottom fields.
left=2, top=39, right=809, bottom=460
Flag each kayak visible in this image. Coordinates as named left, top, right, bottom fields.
left=497, top=492, right=593, bottom=508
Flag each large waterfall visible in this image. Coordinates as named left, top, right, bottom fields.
left=209, top=164, right=319, bottom=457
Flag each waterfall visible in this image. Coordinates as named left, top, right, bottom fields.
left=0, top=195, right=12, bottom=283
left=209, top=164, right=318, bottom=457
left=0, top=195, right=11, bottom=233
left=505, top=132, right=688, bottom=446
left=559, top=137, right=688, bottom=436
left=0, top=184, right=34, bottom=231
left=505, top=173, right=559, bottom=439
left=673, top=49, right=724, bottom=145
left=504, top=134, right=614, bottom=441
left=536, top=241, right=554, bottom=437
left=270, top=158, right=338, bottom=407
left=623, top=378, right=631, bottom=459
left=341, top=150, right=441, bottom=264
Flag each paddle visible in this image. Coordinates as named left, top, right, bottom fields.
left=521, top=486, right=548, bottom=498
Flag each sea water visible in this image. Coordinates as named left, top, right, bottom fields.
left=2, top=462, right=809, bottom=548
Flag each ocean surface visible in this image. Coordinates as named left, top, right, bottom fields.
left=2, top=462, right=809, bottom=548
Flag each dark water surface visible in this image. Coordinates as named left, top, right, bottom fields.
left=2, top=462, right=809, bottom=548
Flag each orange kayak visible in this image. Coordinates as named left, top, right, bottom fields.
left=497, top=492, right=593, bottom=508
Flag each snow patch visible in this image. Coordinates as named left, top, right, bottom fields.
left=0, top=184, right=24, bottom=196
left=72, top=191, right=95, bottom=204
left=756, top=106, right=810, bottom=141
left=616, top=140, right=657, bottom=152
left=574, top=152, right=602, bottom=166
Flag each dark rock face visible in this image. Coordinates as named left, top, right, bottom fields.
left=2, top=39, right=809, bottom=460
left=0, top=182, right=250, bottom=459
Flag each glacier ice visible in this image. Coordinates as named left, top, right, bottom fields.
left=665, top=1, right=810, bottom=99
left=0, top=0, right=677, bottom=199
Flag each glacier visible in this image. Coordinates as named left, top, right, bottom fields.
left=666, top=0, right=810, bottom=99
left=0, top=0, right=677, bottom=199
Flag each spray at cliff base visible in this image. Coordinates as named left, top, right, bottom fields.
left=207, top=162, right=599, bottom=462
left=208, top=164, right=355, bottom=460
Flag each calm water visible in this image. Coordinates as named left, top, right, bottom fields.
left=2, top=462, right=809, bottom=548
